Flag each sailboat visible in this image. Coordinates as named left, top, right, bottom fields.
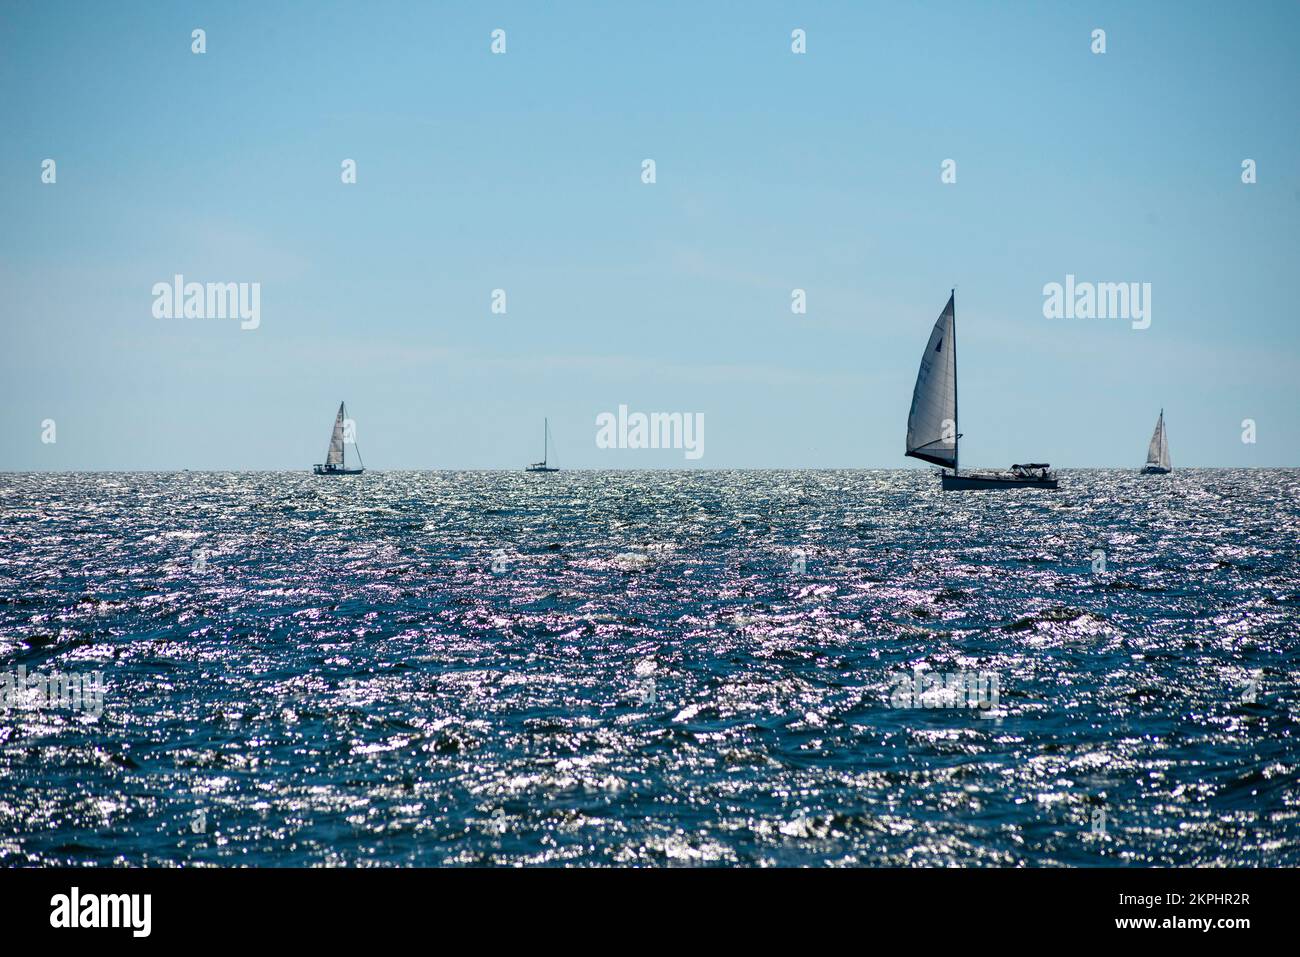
left=312, top=401, right=364, bottom=475
left=905, top=291, right=1059, bottom=490
left=1140, top=409, right=1172, bottom=474
left=526, top=418, right=559, bottom=472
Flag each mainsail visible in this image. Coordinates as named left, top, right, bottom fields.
left=326, top=402, right=346, bottom=467
left=1146, top=410, right=1171, bottom=470
left=905, top=292, right=958, bottom=469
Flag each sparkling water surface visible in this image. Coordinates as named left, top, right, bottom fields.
left=1, top=470, right=1297, bottom=866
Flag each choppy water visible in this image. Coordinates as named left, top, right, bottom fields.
left=1, top=469, right=1297, bottom=867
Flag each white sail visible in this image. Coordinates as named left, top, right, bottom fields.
left=326, top=402, right=345, bottom=466
left=1146, top=411, right=1171, bottom=470
left=906, top=293, right=958, bottom=469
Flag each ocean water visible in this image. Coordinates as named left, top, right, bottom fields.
left=1, top=469, right=1297, bottom=867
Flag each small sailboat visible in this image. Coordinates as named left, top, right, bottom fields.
left=526, top=418, right=559, bottom=472
left=313, top=401, right=364, bottom=475
left=1141, top=409, right=1172, bottom=474
left=905, top=291, right=1059, bottom=490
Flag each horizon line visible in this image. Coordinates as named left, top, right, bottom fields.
left=2, top=466, right=1295, bottom=475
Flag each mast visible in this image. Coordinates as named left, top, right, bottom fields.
left=341, top=402, right=346, bottom=468
left=543, top=418, right=549, bottom=466
left=351, top=402, right=363, bottom=469
left=951, top=289, right=958, bottom=475
left=1159, top=408, right=1167, bottom=468
left=1145, top=409, right=1168, bottom=470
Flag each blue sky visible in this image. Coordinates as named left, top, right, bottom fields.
left=2, top=1, right=1297, bottom=469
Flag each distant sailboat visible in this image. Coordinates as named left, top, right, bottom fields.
left=1141, top=409, right=1172, bottom=474
left=526, top=418, right=559, bottom=473
left=313, top=402, right=364, bottom=475
left=905, top=291, right=1059, bottom=490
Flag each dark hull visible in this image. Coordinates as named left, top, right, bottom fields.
left=313, top=466, right=364, bottom=476
left=1140, top=465, right=1171, bottom=475
left=525, top=466, right=559, bottom=473
left=941, top=472, right=1058, bottom=491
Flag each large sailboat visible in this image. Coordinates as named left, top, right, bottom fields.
left=526, top=418, right=559, bottom=473
left=1141, top=410, right=1172, bottom=474
left=905, top=291, right=1059, bottom=490
left=313, top=401, right=364, bottom=475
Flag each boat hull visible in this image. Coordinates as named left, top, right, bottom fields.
left=525, top=466, right=559, bottom=473
left=1140, top=465, right=1171, bottom=475
left=941, top=472, right=1058, bottom=491
left=313, top=465, right=364, bottom=476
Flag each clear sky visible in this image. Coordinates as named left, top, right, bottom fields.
left=2, top=1, right=1297, bottom=470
